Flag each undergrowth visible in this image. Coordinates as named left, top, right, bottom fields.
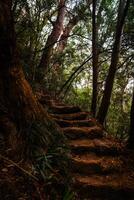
left=22, top=118, right=73, bottom=199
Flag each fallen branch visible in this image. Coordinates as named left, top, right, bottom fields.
left=0, top=154, right=39, bottom=182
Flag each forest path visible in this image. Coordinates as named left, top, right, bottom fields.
left=38, top=92, right=134, bottom=200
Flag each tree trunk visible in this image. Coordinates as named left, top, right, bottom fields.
left=91, top=0, right=98, bottom=116
left=0, top=0, right=62, bottom=160
left=127, top=88, right=134, bottom=149
left=0, top=0, right=41, bottom=124
left=57, top=16, right=79, bottom=53
left=51, top=16, right=79, bottom=95
left=38, top=0, right=66, bottom=72
left=97, top=0, right=130, bottom=124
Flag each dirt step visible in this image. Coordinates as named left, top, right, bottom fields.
left=63, top=126, right=103, bottom=140
left=38, top=97, right=66, bottom=106
left=50, top=111, right=90, bottom=121
left=36, top=92, right=51, bottom=101
left=36, top=92, right=65, bottom=106
left=69, top=138, right=123, bottom=156
left=71, top=153, right=123, bottom=175
left=52, top=118, right=97, bottom=128
left=73, top=173, right=134, bottom=200
left=49, top=105, right=81, bottom=114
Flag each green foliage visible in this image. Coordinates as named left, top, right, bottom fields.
left=63, top=189, right=74, bottom=200
left=65, top=86, right=92, bottom=110
left=23, top=120, right=51, bottom=159
left=21, top=117, right=71, bottom=198
left=1, top=0, right=133, bottom=198
left=14, top=0, right=133, bottom=142
left=26, top=117, right=67, bottom=155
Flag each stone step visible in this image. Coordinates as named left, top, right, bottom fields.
left=69, top=138, right=123, bottom=156
left=73, top=173, right=134, bottom=199
left=50, top=111, right=90, bottom=121
left=71, top=153, right=123, bottom=175
left=53, top=118, right=97, bottom=128
left=49, top=105, right=81, bottom=114
left=63, top=126, right=103, bottom=139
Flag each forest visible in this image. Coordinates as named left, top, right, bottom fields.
left=0, top=0, right=134, bottom=199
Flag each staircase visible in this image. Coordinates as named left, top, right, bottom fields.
left=38, top=93, right=134, bottom=200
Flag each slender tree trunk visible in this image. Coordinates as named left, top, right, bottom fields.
left=38, top=0, right=66, bottom=72
left=51, top=16, right=79, bottom=93
left=97, top=0, right=130, bottom=124
left=53, top=16, right=79, bottom=71
left=57, top=16, right=79, bottom=53
left=127, top=88, right=134, bottom=149
left=91, top=0, right=98, bottom=116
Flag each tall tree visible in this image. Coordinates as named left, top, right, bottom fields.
left=0, top=0, right=61, bottom=159
left=91, top=0, right=98, bottom=116
left=38, top=0, right=66, bottom=72
left=97, top=0, right=131, bottom=124
left=57, top=16, right=79, bottom=53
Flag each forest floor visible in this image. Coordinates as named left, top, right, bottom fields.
left=0, top=92, right=134, bottom=200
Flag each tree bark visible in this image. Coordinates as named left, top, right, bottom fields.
left=38, top=0, right=66, bottom=72
left=0, top=0, right=41, bottom=125
left=97, top=0, right=130, bottom=124
left=91, top=0, right=98, bottom=116
left=57, top=16, right=79, bottom=53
